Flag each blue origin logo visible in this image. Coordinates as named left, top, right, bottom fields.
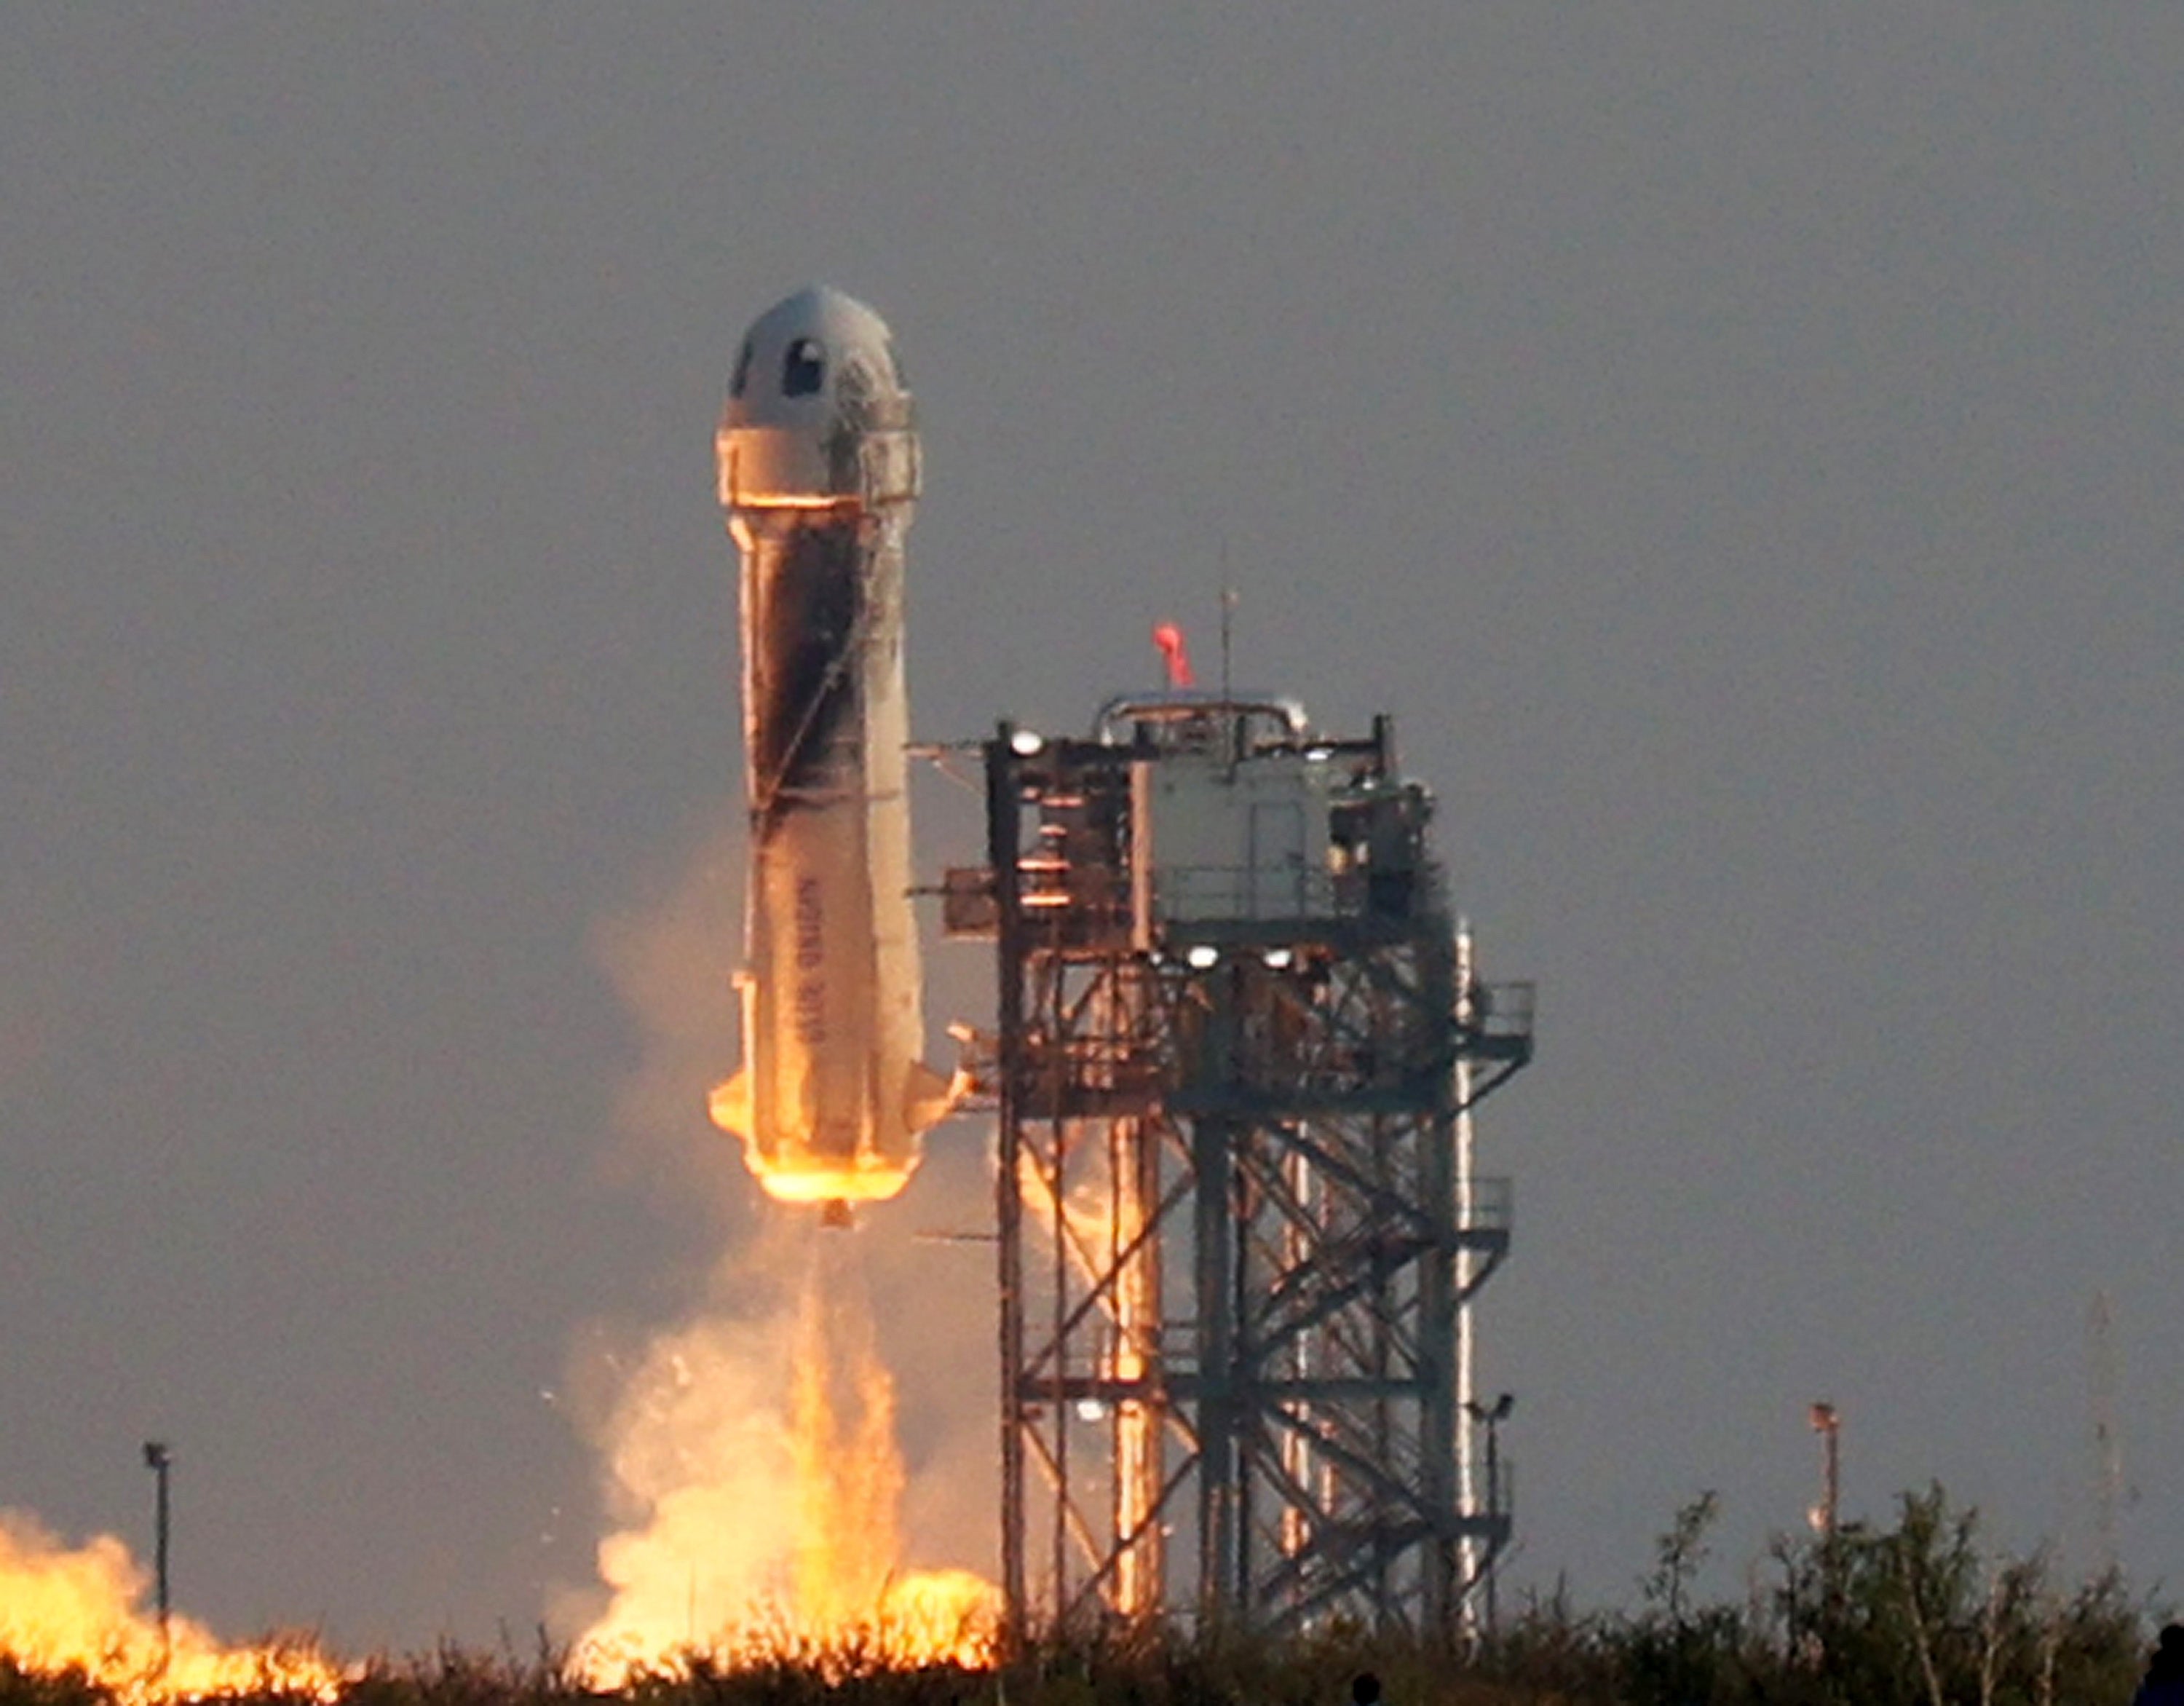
left=795, top=877, right=827, bottom=1043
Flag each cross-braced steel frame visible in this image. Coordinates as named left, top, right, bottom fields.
left=973, top=715, right=1532, bottom=1639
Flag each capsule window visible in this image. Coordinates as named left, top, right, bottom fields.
left=729, top=338, right=754, bottom=398
left=783, top=337, right=826, bottom=398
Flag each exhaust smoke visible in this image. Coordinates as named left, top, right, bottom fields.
left=569, top=1229, right=996, bottom=1679
left=571, top=816, right=996, bottom=1680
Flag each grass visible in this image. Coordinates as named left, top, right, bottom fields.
left=0, top=1489, right=2157, bottom=1706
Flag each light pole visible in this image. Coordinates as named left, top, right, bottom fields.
left=1807, top=1401, right=1844, bottom=1651
left=1807, top=1402, right=1840, bottom=1539
left=142, top=1441, right=172, bottom=1668
left=1463, top=1393, right=1515, bottom=1638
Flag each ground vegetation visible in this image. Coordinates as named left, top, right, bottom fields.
left=0, top=1487, right=2154, bottom=1706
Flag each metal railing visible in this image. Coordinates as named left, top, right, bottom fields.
left=1460, top=1175, right=1513, bottom=1232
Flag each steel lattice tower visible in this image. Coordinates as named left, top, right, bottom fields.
left=946, top=695, right=1532, bottom=1637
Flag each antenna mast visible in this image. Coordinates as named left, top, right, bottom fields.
left=1219, top=583, right=1238, bottom=772
left=2089, top=1290, right=2122, bottom=1576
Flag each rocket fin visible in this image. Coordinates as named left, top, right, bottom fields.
left=708, top=1067, right=753, bottom=1141
left=903, top=1059, right=967, bottom=1137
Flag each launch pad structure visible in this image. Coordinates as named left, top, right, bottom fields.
left=943, top=692, right=1533, bottom=1638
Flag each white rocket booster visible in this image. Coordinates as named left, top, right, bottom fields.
left=708, top=286, right=958, bottom=1215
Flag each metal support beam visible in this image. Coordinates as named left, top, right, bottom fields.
left=983, top=709, right=1531, bottom=1637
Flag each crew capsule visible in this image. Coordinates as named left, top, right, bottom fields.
left=718, top=285, right=919, bottom=508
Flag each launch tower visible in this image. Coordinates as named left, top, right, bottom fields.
left=946, top=692, right=1532, bottom=1636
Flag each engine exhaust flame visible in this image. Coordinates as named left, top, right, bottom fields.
left=0, top=1510, right=338, bottom=1701
left=580, top=811, right=993, bottom=1679
left=572, top=1228, right=996, bottom=1681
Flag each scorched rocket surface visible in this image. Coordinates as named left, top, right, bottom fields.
left=709, top=287, right=958, bottom=1217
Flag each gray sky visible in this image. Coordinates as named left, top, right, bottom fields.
left=3, top=4, right=2179, bottom=1654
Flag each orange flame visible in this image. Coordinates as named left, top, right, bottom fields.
left=572, top=1237, right=997, bottom=1681
left=786, top=1275, right=997, bottom=1664
left=0, top=1510, right=339, bottom=1702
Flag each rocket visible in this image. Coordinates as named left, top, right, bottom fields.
left=708, top=285, right=960, bottom=1218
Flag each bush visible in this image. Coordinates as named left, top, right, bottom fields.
left=0, top=1489, right=2154, bottom=1706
